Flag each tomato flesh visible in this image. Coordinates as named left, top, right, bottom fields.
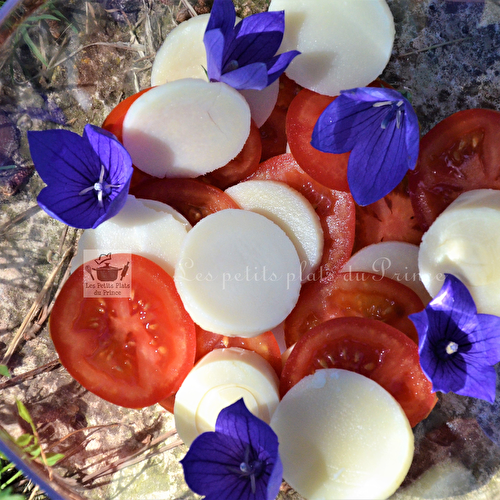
left=286, top=88, right=350, bottom=191
left=409, top=108, right=500, bottom=231
left=198, top=121, right=262, bottom=190
left=284, top=271, right=424, bottom=347
left=247, top=153, right=355, bottom=280
left=195, top=326, right=282, bottom=377
left=50, top=254, right=196, bottom=408
left=260, top=74, right=302, bottom=162
left=131, top=177, right=240, bottom=226
left=353, top=177, right=424, bottom=254
left=280, top=317, right=437, bottom=427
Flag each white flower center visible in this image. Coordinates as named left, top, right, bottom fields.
left=79, top=165, right=121, bottom=206
left=446, top=341, right=459, bottom=355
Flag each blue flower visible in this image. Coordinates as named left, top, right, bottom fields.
left=311, top=86, right=420, bottom=206
left=409, top=274, right=500, bottom=403
left=203, top=0, right=300, bottom=90
left=181, top=399, right=282, bottom=500
left=28, top=124, right=133, bottom=229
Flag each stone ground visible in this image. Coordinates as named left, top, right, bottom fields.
left=0, top=0, right=500, bottom=498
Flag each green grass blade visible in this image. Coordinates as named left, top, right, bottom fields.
left=20, top=28, right=49, bottom=67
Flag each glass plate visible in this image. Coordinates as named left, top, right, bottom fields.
left=0, top=0, right=499, bottom=499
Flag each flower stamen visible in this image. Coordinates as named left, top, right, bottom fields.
left=372, top=101, right=393, bottom=107
left=446, top=341, right=459, bottom=355
left=79, top=165, right=122, bottom=207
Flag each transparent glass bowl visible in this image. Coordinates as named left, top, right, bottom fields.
left=1, top=0, right=500, bottom=499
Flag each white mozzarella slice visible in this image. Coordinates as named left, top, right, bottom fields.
left=225, top=180, right=323, bottom=281
left=72, top=195, right=191, bottom=276
left=151, top=14, right=211, bottom=85
left=174, top=347, right=280, bottom=446
left=122, top=79, right=251, bottom=178
left=150, top=14, right=278, bottom=127
left=271, top=369, right=414, bottom=500
left=419, top=189, right=500, bottom=315
left=268, top=0, right=395, bottom=96
left=342, top=241, right=432, bottom=304
left=174, top=209, right=302, bottom=337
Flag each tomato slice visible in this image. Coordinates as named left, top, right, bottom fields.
left=131, top=177, right=240, bottom=226
left=247, top=153, right=355, bottom=280
left=198, top=121, right=262, bottom=190
left=260, top=74, right=302, bottom=162
left=284, top=271, right=424, bottom=347
left=353, top=176, right=424, bottom=254
left=286, top=88, right=350, bottom=191
left=409, top=108, right=500, bottom=231
left=195, top=325, right=282, bottom=377
left=280, top=317, right=437, bottom=427
left=49, top=254, right=196, bottom=408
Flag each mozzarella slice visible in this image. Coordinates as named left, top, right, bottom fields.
left=150, top=14, right=278, bottom=127
left=174, top=209, right=302, bottom=337
left=271, top=369, right=414, bottom=500
left=122, top=79, right=251, bottom=178
left=342, top=241, right=432, bottom=304
left=151, top=14, right=211, bottom=85
left=226, top=180, right=323, bottom=281
left=72, top=195, right=190, bottom=276
left=174, top=347, right=280, bottom=446
left=419, top=189, right=500, bottom=316
left=268, top=0, right=395, bottom=96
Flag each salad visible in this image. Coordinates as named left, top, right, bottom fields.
left=0, top=0, right=500, bottom=500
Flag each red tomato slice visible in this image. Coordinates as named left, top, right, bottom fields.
left=247, top=153, right=355, bottom=280
left=409, top=108, right=500, bottom=231
left=195, top=325, right=282, bottom=377
left=49, top=254, right=196, bottom=408
left=286, top=88, right=350, bottom=191
left=284, top=271, right=424, bottom=347
left=131, top=177, right=240, bottom=226
left=198, top=121, right=262, bottom=190
left=353, top=176, right=425, bottom=254
left=280, top=317, right=437, bottom=427
left=259, top=106, right=288, bottom=162
left=159, top=394, right=176, bottom=414
left=260, top=74, right=302, bottom=162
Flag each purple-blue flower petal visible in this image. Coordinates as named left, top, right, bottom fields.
left=204, top=28, right=225, bottom=81
left=181, top=399, right=282, bottom=500
left=266, top=50, right=301, bottom=86
left=28, top=128, right=98, bottom=188
left=29, top=125, right=132, bottom=229
left=220, top=62, right=269, bottom=90
left=181, top=433, right=253, bottom=500
left=205, top=0, right=235, bottom=39
left=410, top=274, right=500, bottom=402
left=224, top=11, right=285, bottom=66
left=204, top=0, right=296, bottom=90
left=311, top=86, right=420, bottom=205
left=455, top=361, right=497, bottom=403
left=347, top=113, right=410, bottom=205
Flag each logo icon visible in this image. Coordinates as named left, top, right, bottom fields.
left=83, top=251, right=132, bottom=298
